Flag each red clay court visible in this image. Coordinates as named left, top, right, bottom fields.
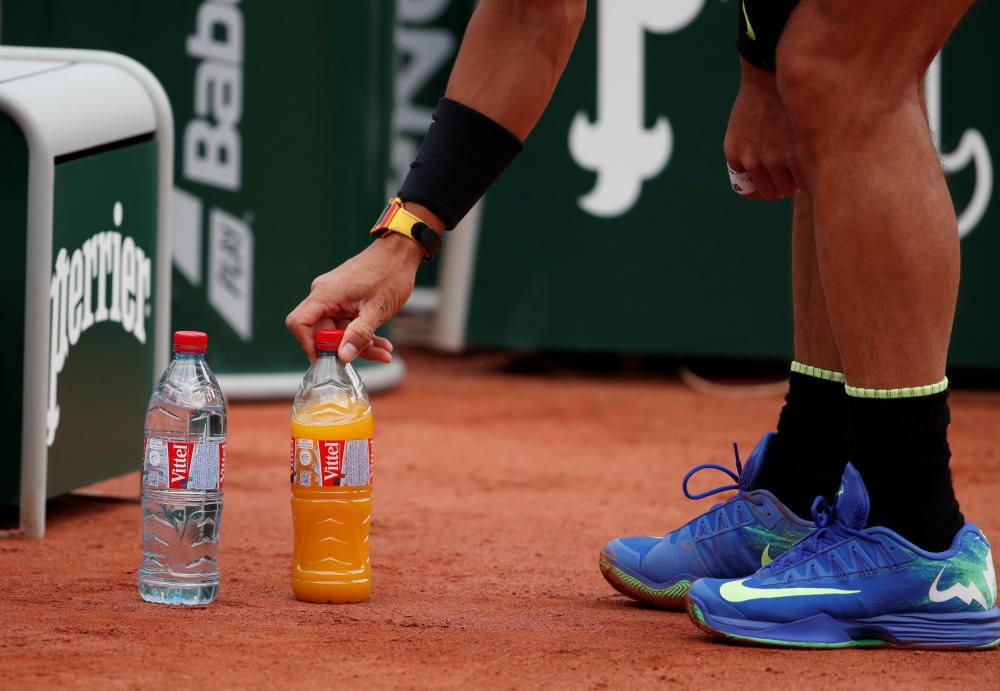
left=2, top=351, right=999, bottom=689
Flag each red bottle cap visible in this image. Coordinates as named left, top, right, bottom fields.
left=315, top=328, right=344, bottom=351
left=174, top=330, right=208, bottom=353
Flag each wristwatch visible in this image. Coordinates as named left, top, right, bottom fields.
left=369, top=197, right=442, bottom=261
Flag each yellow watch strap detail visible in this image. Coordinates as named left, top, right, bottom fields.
left=370, top=197, right=435, bottom=259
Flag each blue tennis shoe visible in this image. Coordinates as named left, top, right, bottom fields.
left=600, top=434, right=814, bottom=610
left=687, top=462, right=1000, bottom=649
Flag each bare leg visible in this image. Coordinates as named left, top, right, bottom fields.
left=777, top=0, right=969, bottom=388
left=791, top=191, right=841, bottom=372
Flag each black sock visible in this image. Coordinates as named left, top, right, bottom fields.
left=847, top=388, right=964, bottom=552
left=753, top=367, right=849, bottom=517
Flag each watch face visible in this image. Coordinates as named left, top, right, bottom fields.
left=371, top=198, right=400, bottom=233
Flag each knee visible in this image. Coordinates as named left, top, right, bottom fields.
left=775, top=34, right=861, bottom=144
left=774, top=3, right=917, bottom=147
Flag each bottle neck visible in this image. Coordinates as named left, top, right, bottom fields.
left=316, top=348, right=340, bottom=360
left=305, top=348, right=347, bottom=381
left=294, top=345, right=369, bottom=416
left=173, top=351, right=207, bottom=361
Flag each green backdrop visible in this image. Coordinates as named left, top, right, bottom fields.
left=2, top=0, right=394, bottom=375
left=3, top=1, right=998, bottom=369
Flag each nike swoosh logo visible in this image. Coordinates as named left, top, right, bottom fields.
left=720, top=578, right=860, bottom=603
left=742, top=1, right=756, bottom=41
left=760, top=544, right=773, bottom=567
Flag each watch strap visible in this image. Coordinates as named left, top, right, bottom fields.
left=369, top=197, right=442, bottom=261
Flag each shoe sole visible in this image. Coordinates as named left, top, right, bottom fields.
left=599, top=554, right=691, bottom=611
left=687, top=595, right=1000, bottom=651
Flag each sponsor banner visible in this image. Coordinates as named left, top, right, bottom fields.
left=46, top=203, right=153, bottom=446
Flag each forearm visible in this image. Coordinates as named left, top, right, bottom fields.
left=401, top=0, right=585, bottom=231
left=446, top=0, right=585, bottom=140
left=289, top=3, right=585, bottom=359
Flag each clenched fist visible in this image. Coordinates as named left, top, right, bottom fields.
left=724, top=58, right=802, bottom=201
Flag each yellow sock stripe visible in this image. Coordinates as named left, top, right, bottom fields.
left=791, top=361, right=845, bottom=383
left=845, top=377, right=949, bottom=399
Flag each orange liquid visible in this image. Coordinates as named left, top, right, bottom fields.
left=291, top=402, right=373, bottom=603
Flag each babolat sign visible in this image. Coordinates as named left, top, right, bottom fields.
left=172, top=0, right=254, bottom=343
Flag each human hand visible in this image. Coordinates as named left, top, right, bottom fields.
left=724, top=58, right=802, bottom=201
left=285, top=233, right=424, bottom=363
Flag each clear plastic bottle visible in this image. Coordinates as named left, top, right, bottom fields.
left=290, top=328, right=374, bottom=603
left=139, top=330, right=226, bottom=606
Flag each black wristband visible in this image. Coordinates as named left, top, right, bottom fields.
left=398, top=98, right=524, bottom=229
left=736, top=0, right=800, bottom=72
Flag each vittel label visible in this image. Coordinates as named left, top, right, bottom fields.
left=291, top=437, right=373, bottom=487
left=144, top=437, right=225, bottom=490
left=47, top=202, right=152, bottom=446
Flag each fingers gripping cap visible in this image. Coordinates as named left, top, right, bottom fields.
left=315, top=328, right=344, bottom=351
left=174, top=330, right=208, bottom=353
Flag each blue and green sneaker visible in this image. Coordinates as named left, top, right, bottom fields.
left=686, top=462, right=1000, bottom=649
left=600, top=433, right=813, bottom=610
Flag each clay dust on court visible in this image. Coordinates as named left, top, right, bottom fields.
left=2, top=351, right=998, bottom=689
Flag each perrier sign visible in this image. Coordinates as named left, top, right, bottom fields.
left=44, top=141, right=159, bottom=499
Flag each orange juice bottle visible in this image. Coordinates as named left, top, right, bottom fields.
left=290, top=328, right=373, bottom=603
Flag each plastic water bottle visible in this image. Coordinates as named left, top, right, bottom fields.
left=290, top=328, right=374, bottom=602
left=139, top=330, right=226, bottom=605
